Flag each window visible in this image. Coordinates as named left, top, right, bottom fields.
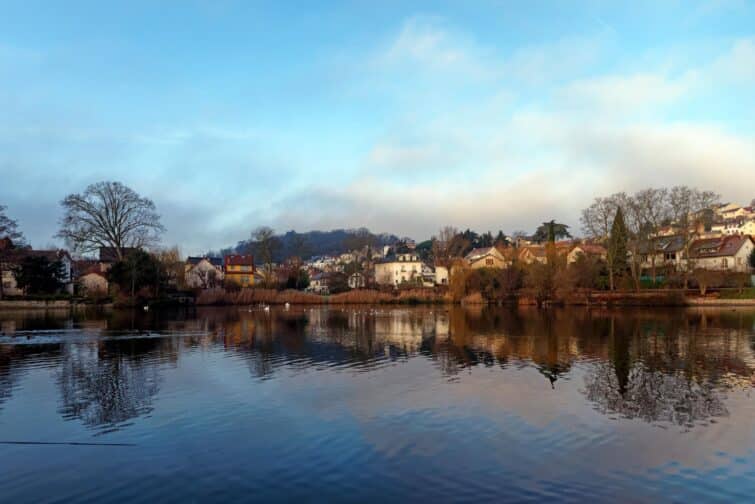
left=722, top=258, right=728, bottom=268
left=486, top=258, right=494, bottom=266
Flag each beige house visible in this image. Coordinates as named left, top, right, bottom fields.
left=374, top=251, right=423, bottom=286
left=518, top=246, right=548, bottom=265
left=464, top=247, right=509, bottom=269
left=567, top=244, right=607, bottom=265
left=434, top=266, right=449, bottom=286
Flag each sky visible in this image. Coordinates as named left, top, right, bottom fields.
left=1, top=0, right=754, bottom=254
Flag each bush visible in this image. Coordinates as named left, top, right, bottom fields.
left=693, top=269, right=725, bottom=296
left=524, top=262, right=557, bottom=306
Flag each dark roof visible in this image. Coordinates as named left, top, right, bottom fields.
left=377, top=252, right=421, bottom=264
left=187, top=256, right=223, bottom=267
left=634, top=235, right=686, bottom=255
left=689, top=235, right=753, bottom=259
left=1, top=249, right=70, bottom=265
left=99, top=247, right=139, bottom=262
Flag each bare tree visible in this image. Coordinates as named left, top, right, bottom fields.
left=251, top=226, right=280, bottom=287
left=57, top=182, right=165, bottom=260
left=668, top=186, right=720, bottom=287
left=635, top=188, right=671, bottom=283
left=0, top=205, right=25, bottom=245
left=0, top=205, right=26, bottom=299
left=580, top=194, right=623, bottom=240
left=431, top=226, right=472, bottom=266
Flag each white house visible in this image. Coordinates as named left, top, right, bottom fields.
left=688, top=235, right=754, bottom=272
left=348, top=272, right=366, bottom=289
left=434, top=266, right=449, bottom=286
left=374, top=251, right=423, bottom=286
left=711, top=219, right=755, bottom=237
left=308, top=272, right=330, bottom=294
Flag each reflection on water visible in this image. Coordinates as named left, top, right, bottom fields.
left=0, top=306, right=754, bottom=501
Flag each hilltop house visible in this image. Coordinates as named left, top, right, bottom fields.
left=464, top=247, right=510, bottom=269
left=374, top=250, right=423, bottom=286
left=711, top=218, right=755, bottom=237
left=224, top=255, right=255, bottom=288
left=185, top=257, right=224, bottom=289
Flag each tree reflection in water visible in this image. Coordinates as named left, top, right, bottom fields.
left=2, top=306, right=754, bottom=432
left=57, top=338, right=161, bottom=432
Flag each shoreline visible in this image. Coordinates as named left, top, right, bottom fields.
left=2, top=292, right=755, bottom=310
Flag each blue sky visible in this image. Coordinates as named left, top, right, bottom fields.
left=1, top=1, right=753, bottom=254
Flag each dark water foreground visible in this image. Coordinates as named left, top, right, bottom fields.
left=1, top=306, right=754, bottom=503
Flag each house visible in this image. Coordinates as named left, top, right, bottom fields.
left=185, top=257, right=224, bottom=289
left=348, top=272, right=366, bottom=289
left=421, top=264, right=436, bottom=287
left=374, top=250, right=423, bottom=286
left=98, top=246, right=139, bottom=272
left=308, top=272, right=330, bottom=294
left=567, top=244, right=607, bottom=265
left=464, top=247, right=509, bottom=269
left=518, top=246, right=548, bottom=265
left=711, top=218, right=755, bottom=237
left=716, top=203, right=754, bottom=221
left=434, top=265, right=449, bottom=286
left=688, top=235, right=754, bottom=272
left=224, top=255, right=255, bottom=287
left=0, top=249, right=74, bottom=295
left=632, top=235, right=686, bottom=273
left=79, top=269, right=109, bottom=296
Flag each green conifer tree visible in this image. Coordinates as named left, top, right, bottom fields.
left=607, top=207, right=629, bottom=291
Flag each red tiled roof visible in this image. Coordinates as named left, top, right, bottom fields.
left=224, top=255, right=254, bottom=266
left=689, top=235, right=753, bottom=259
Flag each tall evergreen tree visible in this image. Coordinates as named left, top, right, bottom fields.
left=607, top=207, right=629, bottom=291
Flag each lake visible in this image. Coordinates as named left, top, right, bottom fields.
left=1, top=305, right=754, bottom=502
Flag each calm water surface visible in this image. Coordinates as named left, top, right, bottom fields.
left=1, top=306, right=754, bottom=502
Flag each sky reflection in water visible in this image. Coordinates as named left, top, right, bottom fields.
left=0, top=306, right=754, bottom=502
